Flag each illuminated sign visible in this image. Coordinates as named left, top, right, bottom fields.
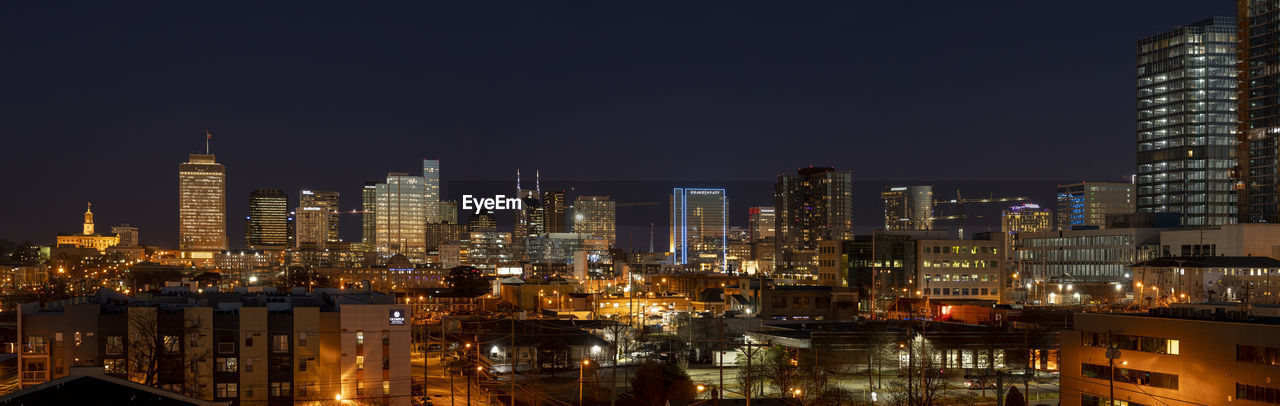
left=462, top=194, right=523, bottom=214
left=388, top=309, right=406, bottom=325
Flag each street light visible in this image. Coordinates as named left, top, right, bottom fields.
left=580, top=359, right=591, bottom=405
left=793, top=388, right=802, bottom=397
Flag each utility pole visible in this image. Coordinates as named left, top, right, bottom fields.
left=1106, top=330, right=1122, bottom=406
left=511, top=316, right=516, bottom=406
left=740, top=342, right=768, bottom=406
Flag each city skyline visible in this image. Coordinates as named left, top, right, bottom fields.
left=0, top=1, right=1232, bottom=249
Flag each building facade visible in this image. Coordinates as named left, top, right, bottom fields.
left=670, top=188, right=727, bottom=271
left=362, top=181, right=377, bottom=246
left=298, top=190, right=340, bottom=244
left=1240, top=4, right=1280, bottom=223
left=572, top=195, right=616, bottom=247
left=774, top=167, right=853, bottom=273
left=747, top=206, right=775, bottom=242
left=882, top=185, right=934, bottom=231
left=541, top=190, right=567, bottom=234
left=1137, top=17, right=1238, bottom=227
left=246, top=189, right=289, bottom=251
left=422, top=159, right=441, bottom=225
left=178, top=154, right=227, bottom=252
left=375, top=173, right=427, bottom=262
left=1056, top=182, right=1135, bottom=230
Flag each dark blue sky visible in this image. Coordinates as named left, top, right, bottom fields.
left=0, top=1, right=1233, bottom=248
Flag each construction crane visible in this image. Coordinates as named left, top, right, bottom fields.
left=931, top=190, right=1029, bottom=239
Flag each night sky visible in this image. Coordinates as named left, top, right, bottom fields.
left=0, top=1, right=1233, bottom=249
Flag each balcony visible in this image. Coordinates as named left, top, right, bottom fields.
left=21, top=371, right=47, bottom=384
left=22, top=344, right=46, bottom=355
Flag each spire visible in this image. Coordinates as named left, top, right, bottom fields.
left=83, top=202, right=95, bottom=235
left=516, top=168, right=522, bottom=195
left=536, top=170, right=541, bottom=196
left=205, top=130, right=212, bottom=154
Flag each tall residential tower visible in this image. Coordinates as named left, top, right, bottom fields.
left=178, top=153, right=226, bottom=252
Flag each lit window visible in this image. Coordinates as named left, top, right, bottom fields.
left=356, top=355, right=364, bottom=370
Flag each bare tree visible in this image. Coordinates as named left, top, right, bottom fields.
left=127, top=308, right=161, bottom=385
left=761, top=345, right=800, bottom=397
left=886, top=336, right=949, bottom=406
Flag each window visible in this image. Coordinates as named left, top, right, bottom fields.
left=217, top=342, right=235, bottom=354
left=1081, top=363, right=1178, bottom=390
left=106, top=336, right=124, bottom=355
left=299, top=356, right=314, bottom=372
left=1082, top=331, right=1179, bottom=355
left=270, top=381, right=292, bottom=397
left=272, top=334, right=289, bottom=353
left=298, top=333, right=308, bottom=347
left=383, top=380, right=391, bottom=395
left=215, top=383, right=238, bottom=398
left=104, top=359, right=126, bottom=375
left=162, top=336, right=180, bottom=354
left=245, top=337, right=253, bottom=347
left=356, top=355, right=364, bottom=370
left=356, top=331, right=364, bottom=346
left=215, top=357, right=238, bottom=373
left=357, top=381, right=365, bottom=396
left=1239, top=344, right=1280, bottom=366
left=1238, top=383, right=1280, bottom=404
left=244, top=357, right=254, bottom=373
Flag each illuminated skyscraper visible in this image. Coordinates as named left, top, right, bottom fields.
left=882, top=185, right=933, bottom=230
left=542, top=190, right=567, bottom=233
left=1239, top=6, right=1280, bottom=222
left=423, top=159, right=441, bottom=224
left=670, top=188, right=727, bottom=270
left=362, top=181, right=377, bottom=245
left=299, top=190, right=340, bottom=243
left=111, top=224, right=139, bottom=247
left=573, top=195, right=616, bottom=246
left=1056, top=182, right=1135, bottom=230
left=294, top=205, right=331, bottom=249
left=1136, top=17, right=1237, bottom=226
left=440, top=200, right=459, bottom=225
left=245, top=189, right=289, bottom=250
left=774, top=167, right=853, bottom=271
left=375, top=173, right=427, bottom=262
left=747, top=206, right=776, bottom=242
left=178, top=153, right=226, bottom=251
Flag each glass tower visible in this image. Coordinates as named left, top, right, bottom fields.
left=1136, top=16, right=1237, bottom=226
left=670, top=188, right=727, bottom=270
left=362, top=181, right=377, bottom=245
left=882, top=185, right=934, bottom=230
left=572, top=195, right=616, bottom=247
left=422, top=159, right=441, bottom=224
left=245, top=189, right=289, bottom=250
left=299, top=190, right=340, bottom=243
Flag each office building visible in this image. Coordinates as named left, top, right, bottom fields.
left=670, top=188, right=727, bottom=270
left=918, top=237, right=1004, bottom=301
left=55, top=203, right=119, bottom=252
left=1017, top=226, right=1165, bottom=289
left=1001, top=203, right=1052, bottom=296
left=299, top=190, right=340, bottom=244
left=361, top=181, right=377, bottom=245
left=1056, top=182, right=1135, bottom=230
left=1137, top=17, right=1238, bottom=226
left=468, top=208, right=497, bottom=232
left=439, top=201, right=459, bottom=225
left=425, top=223, right=468, bottom=252
left=882, top=185, right=934, bottom=231
left=245, top=189, right=289, bottom=251
left=111, top=224, right=139, bottom=247
left=422, top=159, right=441, bottom=224
left=1240, top=6, right=1280, bottom=223
left=1061, top=310, right=1280, bottom=406
left=747, top=207, right=775, bottom=242
left=1159, top=222, right=1280, bottom=257
left=774, top=167, right=853, bottom=272
left=374, top=173, right=426, bottom=262
left=294, top=206, right=331, bottom=250
left=572, top=195, right=616, bottom=247
left=15, top=290, right=411, bottom=405
left=466, top=231, right=513, bottom=273
left=178, top=153, right=226, bottom=252
left=541, top=190, right=567, bottom=233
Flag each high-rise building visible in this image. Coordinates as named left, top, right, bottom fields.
left=178, top=153, right=226, bottom=252
left=375, top=173, right=426, bottom=262
left=1001, top=203, right=1052, bottom=257
left=542, top=190, right=567, bottom=233
left=747, top=207, right=775, bottom=242
left=1240, top=6, right=1280, bottom=223
left=670, top=188, right=727, bottom=270
left=294, top=206, right=331, bottom=250
left=245, top=189, right=289, bottom=250
left=774, top=167, right=853, bottom=271
left=573, top=195, right=616, bottom=247
left=882, top=185, right=934, bottom=230
left=299, top=190, right=340, bottom=243
left=362, top=181, right=377, bottom=245
left=1137, top=17, right=1238, bottom=226
left=1056, top=182, right=1136, bottom=230
left=111, top=224, right=139, bottom=246
left=512, top=170, right=544, bottom=257
left=423, top=159, right=441, bottom=224
left=439, top=200, right=459, bottom=225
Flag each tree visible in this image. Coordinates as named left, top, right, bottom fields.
left=1005, top=386, right=1026, bottom=406
left=631, top=359, right=696, bottom=406
left=761, top=345, right=800, bottom=397
left=735, top=346, right=767, bottom=398
left=886, top=336, right=949, bottom=406
left=446, top=266, right=489, bottom=296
